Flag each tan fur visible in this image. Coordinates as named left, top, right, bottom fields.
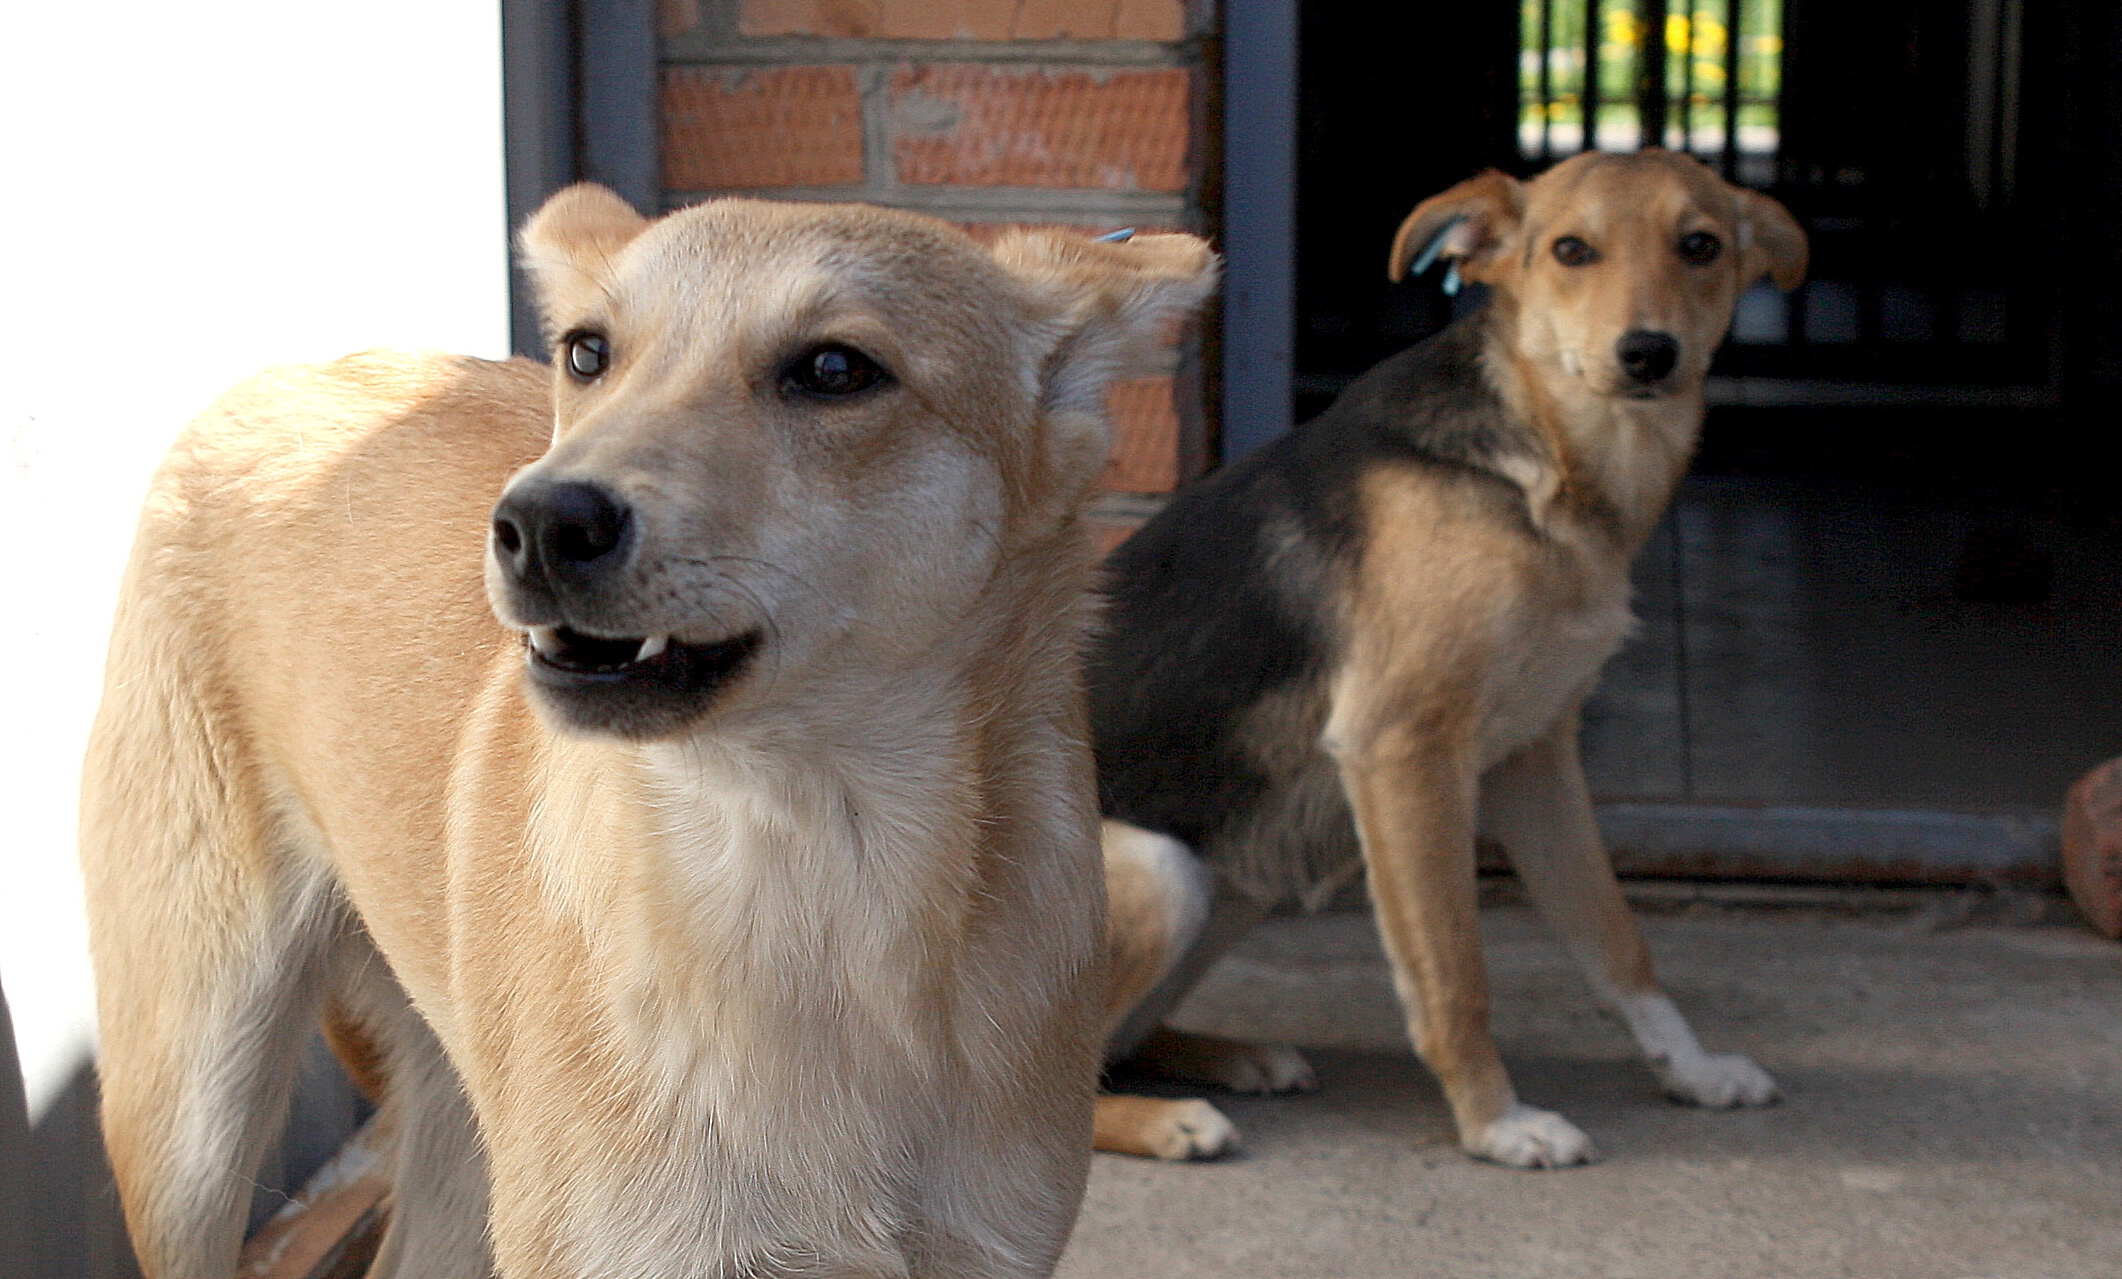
left=1104, top=151, right=1806, bottom=1166
left=82, top=188, right=1214, bottom=1278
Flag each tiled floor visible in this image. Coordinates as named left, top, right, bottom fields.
left=1582, top=476, right=2122, bottom=813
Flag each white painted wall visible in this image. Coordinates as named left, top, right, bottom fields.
left=0, top=3, right=510, bottom=1122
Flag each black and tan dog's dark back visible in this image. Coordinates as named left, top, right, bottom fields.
left=1088, top=150, right=1808, bottom=1167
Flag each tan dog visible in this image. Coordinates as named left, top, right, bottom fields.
left=1088, top=150, right=1807, bottom=1166
left=80, top=187, right=1215, bottom=1278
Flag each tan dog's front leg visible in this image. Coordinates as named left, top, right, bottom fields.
left=1481, top=711, right=1776, bottom=1108
left=1330, top=715, right=1595, bottom=1169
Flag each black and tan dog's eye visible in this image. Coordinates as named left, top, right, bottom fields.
left=564, top=331, right=611, bottom=381
left=782, top=344, right=891, bottom=400
left=1551, top=236, right=1598, bottom=267
left=1678, top=231, right=1723, bottom=265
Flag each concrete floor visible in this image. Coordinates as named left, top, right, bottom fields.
left=1059, top=900, right=2122, bottom=1279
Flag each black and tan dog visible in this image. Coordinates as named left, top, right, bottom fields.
left=1090, top=150, right=1808, bottom=1167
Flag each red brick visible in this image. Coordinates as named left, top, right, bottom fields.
left=1102, top=377, right=1181, bottom=493
left=2062, top=758, right=2122, bottom=938
left=1012, top=0, right=1184, bottom=40
left=740, top=0, right=1183, bottom=40
left=660, top=0, right=702, bottom=37
left=1088, top=515, right=1143, bottom=557
left=1111, top=0, right=1184, bottom=39
left=662, top=66, right=866, bottom=190
left=890, top=66, right=1190, bottom=190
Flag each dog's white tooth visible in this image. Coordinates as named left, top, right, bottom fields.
left=635, top=634, right=669, bottom=662
left=528, top=625, right=562, bottom=655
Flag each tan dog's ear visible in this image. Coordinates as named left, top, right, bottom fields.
left=1388, top=170, right=1525, bottom=284
left=987, top=229, right=1217, bottom=501
left=1735, top=189, right=1808, bottom=291
left=989, top=230, right=1219, bottom=418
left=516, top=184, right=651, bottom=340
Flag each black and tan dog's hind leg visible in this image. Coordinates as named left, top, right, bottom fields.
left=1480, top=707, right=1777, bottom=1109
left=1093, top=821, right=1312, bottom=1160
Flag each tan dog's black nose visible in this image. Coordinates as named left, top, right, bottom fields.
left=493, top=480, right=634, bottom=594
left=1616, top=330, right=1680, bottom=384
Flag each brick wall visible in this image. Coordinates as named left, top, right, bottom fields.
left=657, top=0, right=1217, bottom=548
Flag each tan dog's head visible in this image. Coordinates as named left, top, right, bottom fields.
left=1388, top=150, right=1806, bottom=400
left=489, top=187, right=1215, bottom=740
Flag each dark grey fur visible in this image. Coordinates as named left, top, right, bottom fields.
left=1089, top=313, right=1542, bottom=905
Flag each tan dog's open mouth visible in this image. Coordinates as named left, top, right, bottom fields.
left=522, top=625, right=762, bottom=735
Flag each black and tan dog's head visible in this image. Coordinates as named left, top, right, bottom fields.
left=1389, top=150, right=1806, bottom=401
left=488, top=186, right=1215, bottom=739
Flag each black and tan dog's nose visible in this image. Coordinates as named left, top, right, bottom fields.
left=492, top=480, right=634, bottom=589
left=1615, top=330, right=1680, bottom=384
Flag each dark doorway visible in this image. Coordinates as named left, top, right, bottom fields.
left=1290, top=0, right=2122, bottom=874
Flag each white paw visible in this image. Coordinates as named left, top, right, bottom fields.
left=1463, top=1104, right=1597, bottom=1169
left=1217, top=1043, right=1318, bottom=1095
left=1655, top=1051, right=1779, bottom=1108
left=1146, top=1099, right=1241, bottom=1161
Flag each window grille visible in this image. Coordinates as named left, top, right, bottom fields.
left=1520, top=0, right=1782, bottom=186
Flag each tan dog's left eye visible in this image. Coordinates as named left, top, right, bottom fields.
left=782, top=344, right=892, bottom=400
left=1678, top=232, right=1723, bottom=266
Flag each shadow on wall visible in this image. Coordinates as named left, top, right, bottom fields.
left=0, top=984, right=370, bottom=1279
left=1, top=983, right=135, bottom=1279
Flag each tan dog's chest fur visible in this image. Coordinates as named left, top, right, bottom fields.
left=83, top=193, right=1213, bottom=1278
left=1354, top=377, right=1697, bottom=778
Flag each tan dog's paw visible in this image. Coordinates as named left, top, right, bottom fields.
left=1656, top=1051, right=1778, bottom=1108
left=1094, top=1095, right=1241, bottom=1161
left=1129, top=1028, right=1318, bottom=1095
left=1463, top=1104, right=1597, bottom=1169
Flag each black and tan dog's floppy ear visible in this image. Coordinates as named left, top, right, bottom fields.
left=516, top=184, right=651, bottom=342
left=1388, top=170, right=1526, bottom=284
left=1735, top=188, right=1808, bottom=291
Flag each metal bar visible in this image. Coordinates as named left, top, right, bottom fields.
left=1997, top=0, right=2023, bottom=207
left=1720, top=0, right=1739, bottom=177
left=1668, top=509, right=1696, bottom=799
left=1638, top=0, right=1669, bottom=150
left=1539, top=0, right=1555, bottom=161
left=1679, top=0, right=1695, bottom=153
left=578, top=0, right=661, bottom=217
left=502, top=0, right=578, bottom=357
left=1582, top=0, right=1601, bottom=151
left=1221, top=0, right=1299, bottom=459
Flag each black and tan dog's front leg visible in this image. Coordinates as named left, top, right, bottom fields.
left=1328, top=703, right=1597, bottom=1169
left=1481, top=708, right=1776, bottom=1108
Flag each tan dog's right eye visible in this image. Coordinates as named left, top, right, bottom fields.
left=1551, top=237, right=1598, bottom=268
left=564, top=331, right=611, bottom=382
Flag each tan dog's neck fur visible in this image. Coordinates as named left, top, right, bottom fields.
left=1477, top=300, right=1701, bottom=549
